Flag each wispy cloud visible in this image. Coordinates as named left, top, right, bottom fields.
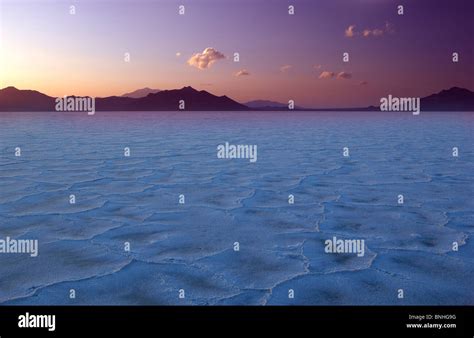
left=187, top=47, right=225, bottom=69
left=345, top=21, right=394, bottom=38
left=362, top=28, right=384, bottom=37
left=176, top=52, right=181, bottom=57
left=359, top=80, right=368, bottom=85
left=319, top=71, right=335, bottom=79
left=235, top=69, right=250, bottom=77
left=280, top=64, right=293, bottom=72
left=337, top=71, right=352, bottom=80
left=319, top=71, right=353, bottom=80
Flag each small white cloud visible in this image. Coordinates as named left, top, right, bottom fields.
left=280, top=64, right=293, bottom=72
left=176, top=52, right=181, bottom=57
left=319, top=71, right=335, bottom=79
left=346, top=22, right=394, bottom=38
left=363, top=28, right=383, bottom=37
left=235, top=69, right=250, bottom=77
left=337, top=71, right=352, bottom=80
left=187, top=47, right=225, bottom=69
left=345, top=25, right=357, bottom=38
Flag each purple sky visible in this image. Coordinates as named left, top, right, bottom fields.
left=1, top=0, right=473, bottom=107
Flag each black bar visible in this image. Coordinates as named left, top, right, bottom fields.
left=0, top=306, right=472, bottom=336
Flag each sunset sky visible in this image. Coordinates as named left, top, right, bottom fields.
left=1, top=0, right=473, bottom=108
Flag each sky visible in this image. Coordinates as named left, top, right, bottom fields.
left=0, top=0, right=473, bottom=108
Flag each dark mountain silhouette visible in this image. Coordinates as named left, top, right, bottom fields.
left=121, top=87, right=160, bottom=98
left=0, top=86, right=55, bottom=111
left=419, top=87, right=474, bottom=111
left=0, top=86, right=249, bottom=111
left=0, top=86, right=473, bottom=112
left=99, top=86, right=248, bottom=111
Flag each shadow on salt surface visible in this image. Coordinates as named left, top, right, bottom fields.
left=372, top=249, right=474, bottom=294
left=0, top=192, right=106, bottom=217
left=0, top=239, right=130, bottom=304
left=90, top=207, right=237, bottom=261
left=298, top=233, right=377, bottom=273
left=193, top=247, right=307, bottom=290
left=7, top=243, right=322, bottom=305
left=0, top=178, right=65, bottom=204
left=265, top=266, right=470, bottom=305
left=5, top=260, right=240, bottom=305
left=0, top=214, right=95, bottom=241
left=318, top=202, right=466, bottom=253
left=267, top=241, right=474, bottom=305
left=241, top=188, right=320, bottom=208
left=70, top=178, right=154, bottom=195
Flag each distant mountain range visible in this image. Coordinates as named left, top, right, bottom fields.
left=98, top=86, right=249, bottom=111
left=244, top=100, right=304, bottom=110
left=0, top=86, right=473, bottom=112
left=0, top=86, right=248, bottom=111
left=121, top=87, right=161, bottom=98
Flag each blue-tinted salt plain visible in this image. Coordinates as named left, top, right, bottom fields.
left=0, top=111, right=472, bottom=305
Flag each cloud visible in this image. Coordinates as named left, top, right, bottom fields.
left=235, top=69, right=250, bottom=77
left=187, top=47, right=225, bottom=69
left=337, top=71, right=352, bottom=80
left=363, top=28, right=384, bottom=37
left=313, top=64, right=322, bottom=70
left=359, top=81, right=368, bottom=85
left=345, top=22, right=394, bottom=38
left=319, top=71, right=335, bottom=79
left=176, top=52, right=181, bottom=57
left=319, top=71, right=353, bottom=80
left=345, top=25, right=357, bottom=38
left=280, top=64, right=293, bottom=72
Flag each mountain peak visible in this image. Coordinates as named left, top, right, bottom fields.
left=1, top=86, right=20, bottom=92
left=419, top=86, right=474, bottom=111
left=429, top=86, right=474, bottom=98
left=0, top=86, right=54, bottom=111
left=121, top=87, right=160, bottom=99
left=443, top=86, right=472, bottom=94
left=180, top=86, right=197, bottom=92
